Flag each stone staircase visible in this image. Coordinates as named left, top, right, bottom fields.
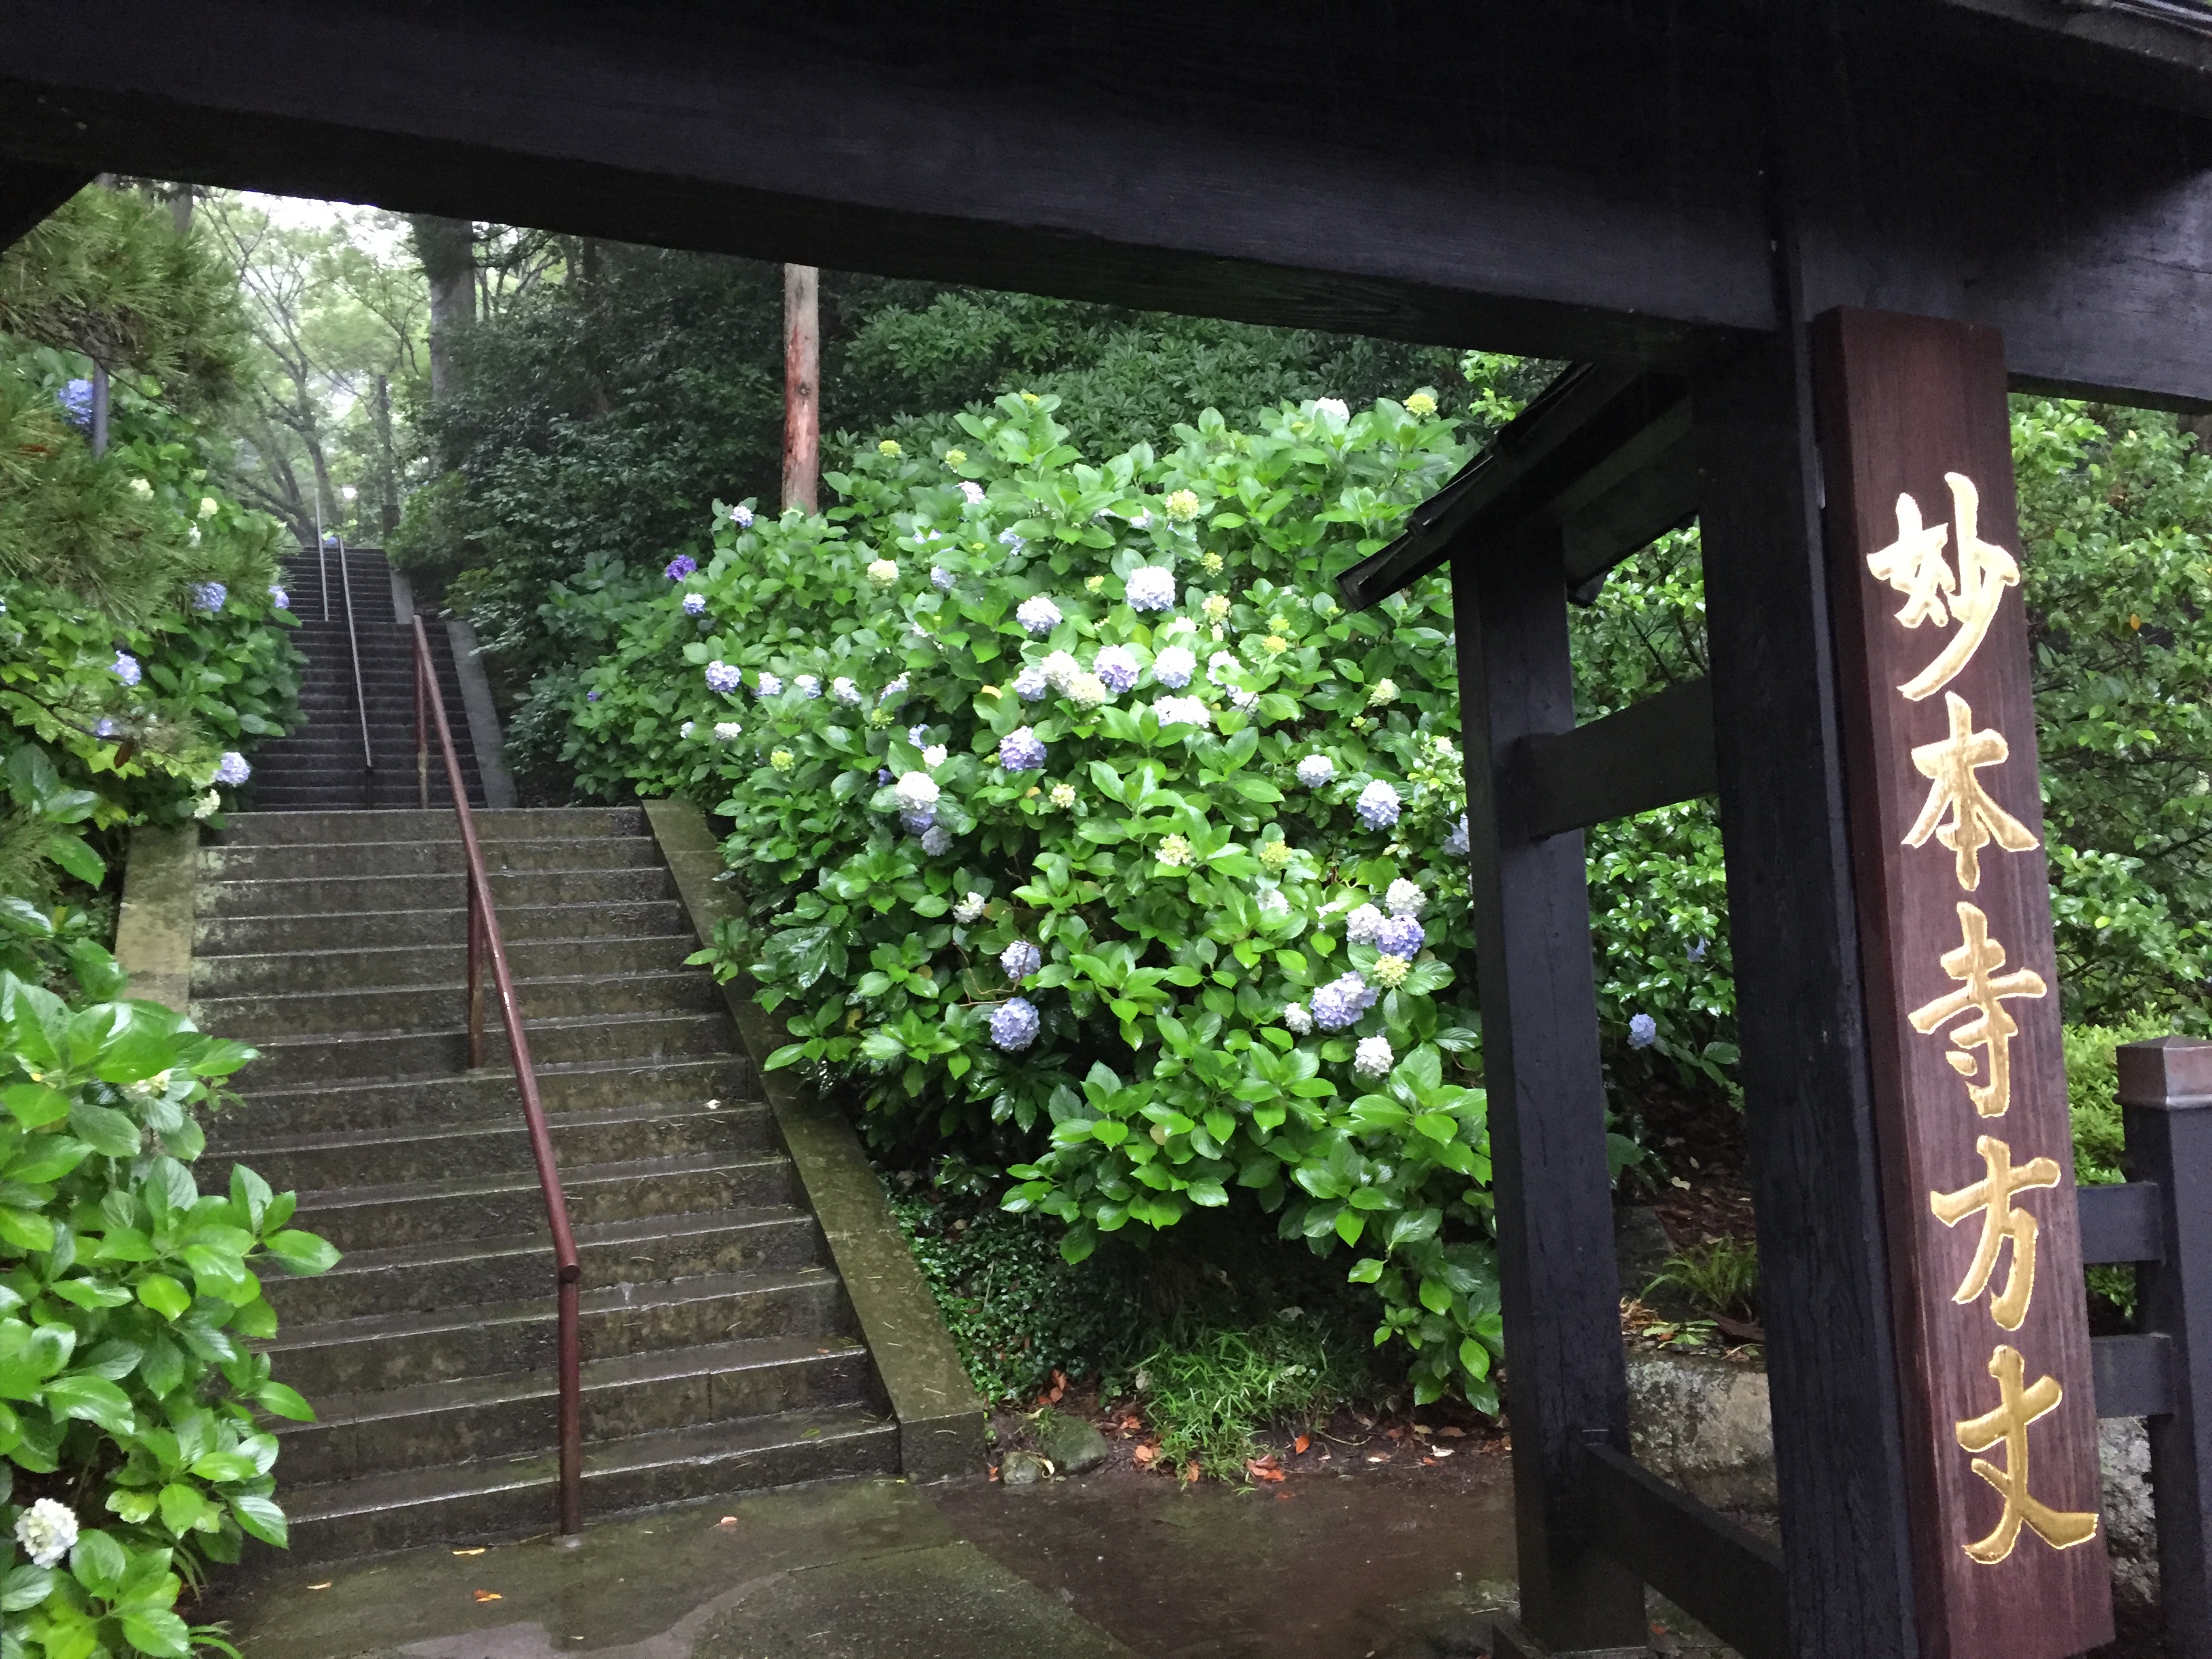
left=191, top=807, right=899, bottom=1560
left=251, top=546, right=485, bottom=812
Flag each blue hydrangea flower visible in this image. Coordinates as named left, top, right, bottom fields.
left=268, top=585, right=289, bottom=611
left=1310, top=972, right=1375, bottom=1032
left=58, top=379, right=94, bottom=428
left=214, top=751, right=250, bottom=787
left=921, top=824, right=953, bottom=856
left=1124, top=566, right=1176, bottom=612
left=754, top=672, right=783, bottom=697
left=1093, top=646, right=1140, bottom=694
left=998, top=528, right=1027, bottom=553
left=1012, top=665, right=1049, bottom=702
left=112, top=651, right=141, bottom=687
left=931, top=566, right=956, bottom=592
left=730, top=503, right=755, bottom=529
left=880, top=674, right=909, bottom=703
left=1374, top=916, right=1425, bottom=959
left=1689, top=938, right=1708, bottom=962
left=901, top=808, right=937, bottom=834
left=94, top=718, right=119, bottom=739
left=1445, top=814, right=1471, bottom=857
left=1000, top=940, right=1042, bottom=981
left=794, top=674, right=821, bottom=699
left=187, top=581, right=226, bottom=613
left=1355, top=780, right=1401, bottom=830
left=665, top=554, right=698, bottom=580
left=682, top=593, right=708, bottom=616
left=1016, top=595, right=1062, bottom=636
left=832, top=676, right=862, bottom=706
left=1153, top=646, right=1195, bottom=689
left=704, top=660, right=742, bottom=694
left=1628, top=1013, right=1658, bottom=1049
left=991, top=997, right=1041, bottom=1052
left=999, top=726, right=1048, bottom=771
left=586, top=690, right=600, bottom=701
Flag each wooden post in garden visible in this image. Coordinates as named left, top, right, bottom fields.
left=781, top=262, right=818, bottom=515
left=1816, top=309, right=2111, bottom=1658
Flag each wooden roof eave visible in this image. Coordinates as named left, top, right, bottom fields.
left=1336, top=365, right=1699, bottom=613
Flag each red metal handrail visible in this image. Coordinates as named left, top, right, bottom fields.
left=411, top=615, right=583, bottom=1535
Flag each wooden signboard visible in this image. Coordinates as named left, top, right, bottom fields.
left=1816, top=308, right=2112, bottom=1658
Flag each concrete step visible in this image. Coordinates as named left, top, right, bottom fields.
left=291, top=1149, right=800, bottom=1251
left=198, top=836, right=661, bottom=883
left=266, top=1265, right=851, bottom=1397
left=191, top=931, right=696, bottom=996
left=194, top=899, right=690, bottom=956
left=207, top=1095, right=770, bottom=1189
left=196, top=865, right=674, bottom=918
left=284, top=1405, right=897, bottom=1561
left=197, top=969, right=724, bottom=1041
left=215, top=809, right=641, bottom=844
left=233, top=1008, right=736, bottom=1087
left=216, top=1054, right=752, bottom=1137
left=276, top=1333, right=881, bottom=1486
left=262, top=1201, right=823, bottom=1325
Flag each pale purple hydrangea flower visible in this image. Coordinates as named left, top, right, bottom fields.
left=704, top=660, right=742, bottom=694
left=879, top=674, right=909, bottom=703
left=907, top=724, right=929, bottom=746
left=665, top=554, right=698, bottom=581
left=682, top=593, right=708, bottom=615
left=112, top=651, right=141, bottom=687
left=58, top=380, right=94, bottom=430
left=960, top=480, right=986, bottom=505
left=586, top=690, right=600, bottom=701
left=731, top=503, right=755, bottom=528
left=1012, top=665, right=1049, bottom=702
left=999, top=726, right=1048, bottom=771
left=94, top=718, right=119, bottom=739
left=1016, top=595, right=1062, bottom=636
left=932, top=566, right=956, bottom=592
left=190, top=581, right=226, bottom=613
left=921, top=825, right=954, bottom=856
left=831, top=676, right=862, bottom=706
left=754, top=672, right=783, bottom=697
left=1445, top=815, right=1471, bottom=857
left=214, top=751, right=250, bottom=786
left=1628, top=1013, right=1658, bottom=1049
left=1310, top=972, right=1376, bottom=1032
left=268, top=585, right=289, bottom=610
left=1093, top=646, right=1140, bottom=693
left=1296, top=754, right=1335, bottom=788
left=998, top=528, right=1026, bottom=553
left=1345, top=905, right=1386, bottom=946
left=794, top=674, right=820, bottom=699
left=1153, top=646, right=1196, bottom=689
left=1353, top=1035, right=1395, bottom=1079
left=990, top=997, right=1041, bottom=1052
left=1000, top=940, right=1042, bottom=981
left=900, top=808, right=937, bottom=834
left=1374, top=916, right=1425, bottom=959
left=1124, top=566, right=1176, bottom=611
left=1355, top=780, right=1401, bottom=829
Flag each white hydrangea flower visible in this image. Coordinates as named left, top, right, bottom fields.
left=1371, top=954, right=1411, bottom=990
left=1067, top=672, right=1109, bottom=710
left=1345, top=903, right=1386, bottom=946
left=1227, top=685, right=1258, bottom=712
left=866, top=558, right=900, bottom=587
left=1385, top=878, right=1426, bottom=919
left=1049, top=782, right=1078, bottom=809
left=1124, top=566, right=1176, bottom=611
left=1153, top=646, right=1197, bottom=689
left=714, top=721, right=741, bottom=742
left=794, top=674, right=821, bottom=699
left=954, top=891, right=987, bottom=924
left=1017, top=595, right=1063, bottom=636
left=1296, top=754, right=1336, bottom=788
left=1315, top=397, right=1349, bottom=422
left=960, top=480, right=986, bottom=504
left=1282, top=1001, right=1314, bottom=1036
left=832, top=676, right=862, bottom=706
left=679, top=720, right=697, bottom=739
left=15, top=1498, right=76, bottom=1568
left=1041, top=649, right=1082, bottom=692
left=1151, top=695, right=1211, bottom=729
left=1353, top=1035, right=1395, bottom=1079
left=1368, top=678, right=1399, bottom=707
left=894, top=771, right=940, bottom=812
left=1156, top=834, right=1194, bottom=867
left=922, top=743, right=949, bottom=769
left=1206, top=651, right=1241, bottom=687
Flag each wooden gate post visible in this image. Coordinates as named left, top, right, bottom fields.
left=2118, top=1037, right=2212, bottom=1654
left=1453, top=541, right=1645, bottom=1655
left=1692, top=331, right=1923, bottom=1658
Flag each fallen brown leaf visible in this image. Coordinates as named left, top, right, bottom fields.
left=987, top=1465, right=1002, bottom=1482
left=1292, top=1435, right=1311, bottom=1455
left=1421, top=1456, right=1439, bottom=1467
left=717, top=1516, right=737, bottom=1526
left=1246, top=1462, right=1286, bottom=1483
left=1183, top=1458, right=1200, bottom=1485
left=1132, top=1443, right=1159, bottom=1467
left=1437, top=1426, right=1467, bottom=1439
left=1383, top=1425, right=1405, bottom=1441
left=473, top=1591, right=502, bottom=1603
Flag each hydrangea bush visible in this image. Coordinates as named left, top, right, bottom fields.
left=559, top=391, right=1515, bottom=1404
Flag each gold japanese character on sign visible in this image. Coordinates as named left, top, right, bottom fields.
left=1903, top=691, right=2039, bottom=890
left=1908, top=903, right=2049, bottom=1118
left=1929, top=1135, right=2061, bottom=1330
left=1865, top=472, right=2021, bottom=702
left=1954, top=1345, right=2100, bottom=1564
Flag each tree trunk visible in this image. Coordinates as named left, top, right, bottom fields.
left=409, top=214, right=475, bottom=401
left=781, top=263, right=819, bottom=514
left=372, top=373, right=401, bottom=533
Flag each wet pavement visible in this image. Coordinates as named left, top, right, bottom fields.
left=199, top=1460, right=1530, bottom=1659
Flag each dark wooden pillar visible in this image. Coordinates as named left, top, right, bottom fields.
left=2118, top=1038, right=2212, bottom=1655
left=1692, top=333, right=1921, bottom=1658
left=1454, top=539, right=1644, bottom=1654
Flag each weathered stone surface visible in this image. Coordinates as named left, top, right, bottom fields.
left=2100, top=1416, right=2160, bottom=1618
left=1029, top=1408, right=1110, bottom=1473
left=1625, top=1351, right=1776, bottom=1512
left=114, top=824, right=197, bottom=1011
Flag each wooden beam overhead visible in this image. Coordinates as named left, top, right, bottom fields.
left=0, top=161, right=89, bottom=252
left=5, top=3, right=2212, bottom=403
left=1509, top=678, right=1718, bottom=841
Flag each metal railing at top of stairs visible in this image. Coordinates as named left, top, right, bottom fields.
left=410, top=613, right=584, bottom=1536
left=333, top=536, right=375, bottom=799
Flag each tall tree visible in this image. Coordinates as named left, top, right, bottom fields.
left=409, top=213, right=474, bottom=402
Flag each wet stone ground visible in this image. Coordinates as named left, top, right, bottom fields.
left=197, top=1458, right=1742, bottom=1659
